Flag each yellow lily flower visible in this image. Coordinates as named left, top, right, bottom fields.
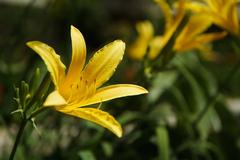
left=185, top=0, right=239, bottom=36
left=155, top=0, right=186, bottom=53
left=148, top=0, right=186, bottom=59
left=128, top=21, right=154, bottom=60
left=27, top=26, right=148, bottom=137
left=129, top=0, right=226, bottom=60
left=149, top=1, right=226, bottom=59
left=128, top=0, right=186, bottom=60
left=174, top=14, right=227, bottom=52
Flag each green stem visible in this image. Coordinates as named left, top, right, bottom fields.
left=28, top=107, right=48, bottom=120
left=9, top=107, right=48, bottom=160
left=9, top=119, right=28, bottom=160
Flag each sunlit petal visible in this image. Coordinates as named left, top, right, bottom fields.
left=81, top=40, right=125, bottom=88
left=44, top=90, right=67, bottom=107
left=78, top=84, right=148, bottom=107
left=27, top=41, right=66, bottom=87
left=65, top=26, right=86, bottom=84
left=59, top=108, right=122, bottom=137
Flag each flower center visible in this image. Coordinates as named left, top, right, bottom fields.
left=66, top=76, right=96, bottom=105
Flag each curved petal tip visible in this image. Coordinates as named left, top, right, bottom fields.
left=113, top=40, right=126, bottom=51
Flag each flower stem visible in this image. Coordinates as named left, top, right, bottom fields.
left=9, top=119, right=28, bottom=160
left=28, top=107, right=48, bottom=120
left=8, top=107, right=48, bottom=160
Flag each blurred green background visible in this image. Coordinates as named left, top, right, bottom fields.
left=1, top=0, right=240, bottom=160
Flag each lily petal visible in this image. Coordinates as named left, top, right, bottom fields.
left=44, top=90, right=67, bottom=107
left=27, top=41, right=66, bottom=87
left=186, top=0, right=239, bottom=36
left=161, top=0, right=185, bottom=51
left=177, top=14, right=212, bottom=42
left=185, top=1, right=208, bottom=13
left=65, top=26, right=86, bottom=84
left=155, top=0, right=173, bottom=27
left=128, top=21, right=154, bottom=60
left=149, top=36, right=163, bottom=59
left=176, top=32, right=227, bottom=52
left=58, top=107, right=122, bottom=137
left=227, top=1, right=239, bottom=35
left=204, top=0, right=219, bottom=11
left=195, top=32, right=227, bottom=43
left=78, top=84, right=148, bottom=107
left=82, top=40, right=125, bottom=88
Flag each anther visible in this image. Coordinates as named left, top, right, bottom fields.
left=97, top=102, right=102, bottom=109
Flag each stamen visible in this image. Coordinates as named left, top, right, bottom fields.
left=97, top=101, right=102, bottom=109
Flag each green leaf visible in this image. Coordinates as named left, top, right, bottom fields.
left=118, top=111, right=141, bottom=125
left=196, top=64, right=217, bottom=97
left=198, top=101, right=222, bottom=139
left=156, top=126, right=170, bottom=160
left=178, top=140, right=223, bottom=159
left=148, top=103, right=176, bottom=126
left=174, top=56, right=221, bottom=138
left=148, top=70, right=178, bottom=103
left=176, top=53, right=217, bottom=96
left=102, top=141, right=113, bottom=157
left=177, top=63, right=206, bottom=111
left=78, top=150, right=96, bottom=160
left=169, top=87, right=192, bottom=121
